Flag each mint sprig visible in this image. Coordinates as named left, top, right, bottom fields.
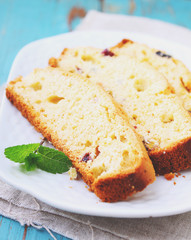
left=4, top=143, right=40, bottom=163
left=4, top=140, right=72, bottom=174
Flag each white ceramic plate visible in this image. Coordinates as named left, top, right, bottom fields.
left=1, top=31, right=191, bottom=218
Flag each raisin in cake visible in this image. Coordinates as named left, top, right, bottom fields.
left=50, top=47, right=191, bottom=175
left=111, top=39, right=191, bottom=113
left=6, top=67, right=155, bottom=202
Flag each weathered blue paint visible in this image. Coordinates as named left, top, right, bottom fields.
left=0, top=215, right=71, bottom=240
left=0, top=0, right=191, bottom=239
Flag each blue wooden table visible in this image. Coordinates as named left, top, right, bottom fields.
left=0, top=0, right=191, bottom=239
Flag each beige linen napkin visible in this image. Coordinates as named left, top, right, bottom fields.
left=1, top=10, right=191, bottom=240
left=76, top=10, right=191, bottom=46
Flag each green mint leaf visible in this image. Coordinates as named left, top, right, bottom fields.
left=4, top=144, right=40, bottom=163
left=25, top=153, right=38, bottom=171
left=38, top=146, right=72, bottom=167
left=35, top=146, right=72, bottom=173
left=4, top=143, right=72, bottom=174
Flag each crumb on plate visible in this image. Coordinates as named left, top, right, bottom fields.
left=68, top=167, right=77, bottom=180
left=164, top=172, right=175, bottom=181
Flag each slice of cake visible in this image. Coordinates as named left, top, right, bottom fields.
left=50, top=47, right=191, bottom=175
left=111, top=39, right=191, bottom=113
left=6, top=67, right=155, bottom=202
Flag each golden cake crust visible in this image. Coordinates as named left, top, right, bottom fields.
left=111, top=39, right=191, bottom=174
left=149, top=137, right=191, bottom=175
left=6, top=70, right=155, bottom=202
left=53, top=45, right=191, bottom=175
left=93, top=156, right=154, bottom=202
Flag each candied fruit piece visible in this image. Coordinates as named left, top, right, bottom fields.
left=82, top=153, right=92, bottom=162
left=155, top=51, right=172, bottom=58
left=76, top=66, right=83, bottom=74
left=101, top=49, right=115, bottom=57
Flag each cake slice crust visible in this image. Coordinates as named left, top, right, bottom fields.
left=52, top=46, right=191, bottom=175
left=6, top=67, right=155, bottom=202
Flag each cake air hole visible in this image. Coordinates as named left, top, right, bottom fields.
left=30, top=82, right=42, bottom=91
left=47, top=96, right=64, bottom=104
left=85, top=141, right=92, bottom=147
left=122, top=150, right=129, bottom=161
left=161, top=114, right=174, bottom=123
left=120, top=135, right=127, bottom=143
left=134, top=79, right=148, bottom=92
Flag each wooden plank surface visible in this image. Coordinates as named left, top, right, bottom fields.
left=0, top=0, right=191, bottom=239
